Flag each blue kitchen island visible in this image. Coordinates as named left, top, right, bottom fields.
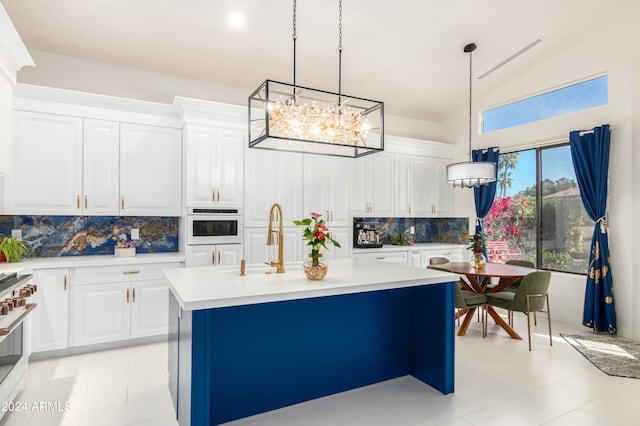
left=164, top=258, right=458, bottom=425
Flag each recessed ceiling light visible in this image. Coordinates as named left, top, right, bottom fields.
left=228, top=13, right=246, bottom=28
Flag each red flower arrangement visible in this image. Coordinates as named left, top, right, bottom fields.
left=293, top=212, right=341, bottom=266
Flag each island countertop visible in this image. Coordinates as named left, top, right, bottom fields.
left=163, top=258, right=458, bottom=311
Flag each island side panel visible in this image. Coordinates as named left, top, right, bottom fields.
left=409, top=281, right=455, bottom=394
left=187, top=284, right=454, bottom=425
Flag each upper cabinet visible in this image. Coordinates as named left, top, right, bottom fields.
left=83, top=119, right=120, bottom=215
left=303, top=155, right=351, bottom=227
left=244, top=149, right=304, bottom=228
left=4, top=106, right=182, bottom=216
left=120, top=123, right=182, bottom=216
left=0, top=7, right=33, bottom=175
left=393, top=148, right=453, bottom=217
left=4, top=111, right=83, bottom=215
left=185, top=124, right=244, bottom=208
left=351, top=152, right=394, bottom=217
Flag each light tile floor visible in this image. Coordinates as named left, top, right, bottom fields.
left=2, top=314, right=639, bottom=425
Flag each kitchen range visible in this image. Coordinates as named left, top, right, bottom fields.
left=0, top=272, right=36, bottom=421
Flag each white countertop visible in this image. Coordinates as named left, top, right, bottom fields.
left=163, top=258, right=458, bottom=311
left=0, top=252, right=186, bottom=274
left=353, top=243, right=467, bottom=254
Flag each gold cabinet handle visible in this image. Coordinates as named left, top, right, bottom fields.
left=217, top=188, right=221, bottom=202
left=212, top=251, right=216, bottom=264
left=85, top=195, right=88, bottom=209
left=126, top=288, right=129, bottom=303
left=123, top=270, right=140, bottom=275
left=217, top=251, right=221, bottom=265
left=121, top=196, right=125, bottom=210
left=408, top=203, right=411, bottom=214
left=77, top=195, right=80, bottom=209
left=212, top=188, right=216, bottom=202
left=64, top=275, right=67, bottom=291
left=132, top=288, right=136, bottom=303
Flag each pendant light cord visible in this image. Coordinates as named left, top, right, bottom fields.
left=468, top=46, right=473, bottom=162
left=293, top=0, right=297, bottom=87
left=338, top=0, right=343, bottom=96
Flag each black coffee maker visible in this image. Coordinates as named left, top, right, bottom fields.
left=353, top=218, right=383, bottom=248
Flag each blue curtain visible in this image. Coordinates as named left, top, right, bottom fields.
left=472, top=148, right=499, bottom=236
left=569, top=124, right=616, bottom=334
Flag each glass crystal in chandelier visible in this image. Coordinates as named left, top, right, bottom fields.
left=249, top=80, right=384, bottom=158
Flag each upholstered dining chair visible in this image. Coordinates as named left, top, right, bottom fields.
left=500, top=259, right=535, bottom=325
left=428, top=265, right=487, bottom=337
left=485, top=271, right=552, bottom=350
left=429, top=256, right=449, bottom=265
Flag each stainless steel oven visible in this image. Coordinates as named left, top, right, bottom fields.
left=186, top=208, right=243, bottom=245
left=0, top=274, right=36, bottom=421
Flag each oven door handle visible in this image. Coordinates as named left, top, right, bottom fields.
left=0, top=303, right=36, bottom=336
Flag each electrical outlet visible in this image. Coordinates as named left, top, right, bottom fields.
left=410, top=226, right=415, bottom=234
left=131, top=229, right=140, bottom=240
left=11, top=229, right=22, bottom=241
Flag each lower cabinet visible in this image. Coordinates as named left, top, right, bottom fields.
left=31, top=268, right=70, bottom=353
left=71, top=263, right=180, bottom=347
left=352, top=251, right=408, bottom=264
left=185, top=244, right=242, bottom=267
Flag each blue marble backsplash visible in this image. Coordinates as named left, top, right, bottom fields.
left=0, top=216, right=179, bottom=257
left=355, top=217, right=468, bottom=245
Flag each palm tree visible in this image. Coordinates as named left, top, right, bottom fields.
left=497, top=153, right=519, bottom=197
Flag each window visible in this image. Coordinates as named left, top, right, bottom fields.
left=483, top=75, right=608, bottom=132
left=484, top=145, right=595, bottom=274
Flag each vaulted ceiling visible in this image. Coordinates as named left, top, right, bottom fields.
left=2, top=0, right=632, bottom=122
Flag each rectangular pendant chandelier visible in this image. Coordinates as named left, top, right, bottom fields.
left=248, top=80, right=384, bottom=158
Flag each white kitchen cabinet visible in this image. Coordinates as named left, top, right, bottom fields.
left=185, top=244, right=243, bottom=267
left=244, top=149, right=303, bottom=227
left=321, top=227, right=351, bottom=260
left=72, top=263, right=180, bottom=346
left=408, top=250, right=424, bottom=268
left=120, top=123, right=182, bottom=216
left=83, top=119, right=120, bottom=215
left=73, top=281, right=130, bottom=345
left=303, top=155, right=351, bottom=227
left=243, top=227, right=304, bottom=265
left=185, top=125, right=244, bottom=208
left=4, top=111, right=82, bottom=215
left=31, top=268, right=70, bottom=353
left=352, top=251, right=408, bottom=264
left=351, top=152, right=394, bottom=217
left=394, top=154, right=452, bottom=217
left=422, top=246, right=467, bottom=268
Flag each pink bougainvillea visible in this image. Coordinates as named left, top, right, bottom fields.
left=484, top=195, right=534, bottom=249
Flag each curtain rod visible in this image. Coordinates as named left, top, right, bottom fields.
left=578, top=125, right=615, bottom=136
left=500, top=125, right=615, bottom=153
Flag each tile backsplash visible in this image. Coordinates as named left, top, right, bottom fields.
left=355, top=217, right=468, bottom=245
left=0, top=215, right=179, bottom=257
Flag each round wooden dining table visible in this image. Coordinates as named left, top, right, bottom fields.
left=440, top=261, right=538, bottom=339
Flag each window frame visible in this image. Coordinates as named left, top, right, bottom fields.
left=498, top=142, right=594, bottom=276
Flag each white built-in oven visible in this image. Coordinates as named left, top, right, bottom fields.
left=0, top=274, right=36, bottom=421
left=186, top=208, right=243, bottom=245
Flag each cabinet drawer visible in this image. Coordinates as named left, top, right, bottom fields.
left=74, top=262, right=181, bottom=285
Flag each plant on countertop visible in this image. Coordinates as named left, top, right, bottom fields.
left=293, top=212, right=341, bottom=266
left=389, top=228, right=412, bottom=246
left=0, top=234, right=34, bottom=263
left=467, top=232, right=487, bottom=254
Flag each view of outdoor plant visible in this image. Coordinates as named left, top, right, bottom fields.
left=484, top=146, right=594, bottom=274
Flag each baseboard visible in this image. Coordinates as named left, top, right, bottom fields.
left=29, top=334, right=168, bottom=361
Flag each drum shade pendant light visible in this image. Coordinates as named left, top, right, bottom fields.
left=446, top=43, right=496, bottom=187
left=248, top=0, right=384, bottom=158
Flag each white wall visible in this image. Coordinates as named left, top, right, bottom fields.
left=17, top=50, right=448, bottom=142
left=446, top=11, right=639, bottom=338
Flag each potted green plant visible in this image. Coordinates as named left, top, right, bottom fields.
left=0, top=234, right=34, bottom=263
left=467, top=232, right=487, bottom=269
